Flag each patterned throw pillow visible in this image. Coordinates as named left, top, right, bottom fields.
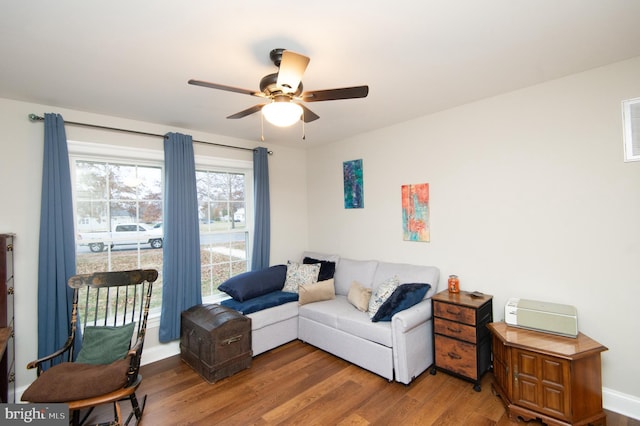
left=282, top=262, right=321, bottom=293
left=368, top=275, right=400, bottom=319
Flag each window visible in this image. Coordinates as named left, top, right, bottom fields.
left=70, top=141, right=253, bottom=313
left=74, top=158, right=164, bottom=310
left=197, top=169, right=250, bottom=300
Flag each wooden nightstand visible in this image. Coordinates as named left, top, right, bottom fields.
left=430, top=289, right=493, bottom=391
left=487, top=322, right=607, bottom=426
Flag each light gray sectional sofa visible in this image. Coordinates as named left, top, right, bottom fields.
left=227, top=252, right=440, bottom=384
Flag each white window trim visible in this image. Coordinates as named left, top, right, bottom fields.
left=622, top=97, right=640, bottom=162
left=68, top=140, right=164, bottom=162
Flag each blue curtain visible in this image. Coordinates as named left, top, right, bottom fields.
left=37, top=113, right=79, bottom=365
left=159, top=132, right=202, bottom=342
left=251, top=147, right=271, bottom=270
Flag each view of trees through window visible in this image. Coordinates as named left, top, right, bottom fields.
left=196, top=170, right=248, bottom=299
left=75, top=160, right=164, bottom=309
left=73, top=157, right=250, bottom=312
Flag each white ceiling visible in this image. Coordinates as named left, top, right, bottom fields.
left=2, top=1, right=640, bottom=147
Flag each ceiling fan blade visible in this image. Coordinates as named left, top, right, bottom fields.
left=301, top=85, right=369, bottom=102
left=227, top=104, right=265, bottom=119
left=300, top=104, right=320, bottom=123
left=188, top=79, right=265, bottom=97
left=276, top=50, right=310, bottom=94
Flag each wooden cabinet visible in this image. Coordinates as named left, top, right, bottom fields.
left=0, top=234, right=15, bottom=403
left=488, top=322, right=607, bottom=426
left=431, top=290, right=493, bottom=391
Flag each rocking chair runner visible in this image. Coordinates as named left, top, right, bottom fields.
left=22, top=269, right=158, bottom=426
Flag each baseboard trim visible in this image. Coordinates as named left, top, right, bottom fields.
left=141, top=341, right=180, bottom=366
left=603, top=387, right=640, bottom=420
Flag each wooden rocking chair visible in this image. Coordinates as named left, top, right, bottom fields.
left=22, top=269, right=158, bottom=426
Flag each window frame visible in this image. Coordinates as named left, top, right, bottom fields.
left=623, top=97, right=640, bottom=162
left=68, top=141, right=254, bottom=311
left=195, top=153, right=254, bottom=303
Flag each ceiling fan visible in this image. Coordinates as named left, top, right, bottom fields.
left=188, top=48, right=369, bottom=127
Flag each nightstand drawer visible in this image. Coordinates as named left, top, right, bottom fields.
left=434, top=335, right=478, bottom=380
left=434, top=317, right=477, bottom=343
left=434, top=301, right=476, bottom=325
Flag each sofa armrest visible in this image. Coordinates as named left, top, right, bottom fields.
left=391, top=298, right=432, bottom=333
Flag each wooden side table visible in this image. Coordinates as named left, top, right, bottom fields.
left=488, top=322, right=608, bottom=426
left=430, top=290, right=493, bottom=391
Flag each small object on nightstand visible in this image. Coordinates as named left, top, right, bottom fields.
left=447, top=275, right=460, bottom=293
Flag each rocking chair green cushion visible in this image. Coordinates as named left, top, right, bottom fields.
left=21, top=357, right=130, bottom=403
left=75, top=322, right=135, bottom=365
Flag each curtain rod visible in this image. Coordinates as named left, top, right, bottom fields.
left=28, top=114, right=273, bottom=155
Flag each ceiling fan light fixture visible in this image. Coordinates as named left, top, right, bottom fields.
left=262, top=100, right=303, bottom=127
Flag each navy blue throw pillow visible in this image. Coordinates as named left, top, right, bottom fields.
left=371, top=283, right=431, bottom=322
left=303, top=257, right=336, bottom=282
left=221, top=291, right=299, bottom=315
left=218, top=264, right=287, bottom=302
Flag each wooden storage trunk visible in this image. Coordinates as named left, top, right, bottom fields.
left=180, top=304, right=252, bottom=383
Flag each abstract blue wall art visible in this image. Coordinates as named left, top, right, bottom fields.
left=343, top=159, right=364, bottom=209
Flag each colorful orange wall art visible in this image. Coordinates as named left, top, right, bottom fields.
left=401, top=183, right=430, bottom=242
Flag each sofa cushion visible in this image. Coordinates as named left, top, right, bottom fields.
left=368, top=276, right=400, bottom=319
left=221, top=290, right=298, bottom=315
left=299, top=279, right=336, bottom=305
left=303, top=257, right=336, bottom=281
left=282, top=262, right=320, bottom=293
left=218, top=264, right=287, bottom=302
left=336, top=305, right=393, bottom=347
left=371, top=283, right=431, bottom=322
left=299, top=296, right=356, bottom=329
left=347, top=281, right=372, bottom=312
left=247, top=300, right=299, bottom=330
left=333, top=258, right=378, bottom=296
left=301, top=296, right=392, bottom=347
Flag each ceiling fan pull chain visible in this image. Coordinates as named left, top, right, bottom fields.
left=302, top=116, right=306, bottom=140
left=261, top=114, right=265, bottom=142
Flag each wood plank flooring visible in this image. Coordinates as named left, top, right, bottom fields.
left=86, top=340, right=638, bottom=425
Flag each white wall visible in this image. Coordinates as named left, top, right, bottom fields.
left=0, top=98, right=309, bottom=398
left=306, top=56, right=640, bottom=416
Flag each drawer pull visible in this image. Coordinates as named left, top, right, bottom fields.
left=221, top=335, right=242, bottom=345
left=447, top=351, right=462, bottom=360
left=446, top=326, right=461, bottom=334
left=446, top=309, right=460, bottom=316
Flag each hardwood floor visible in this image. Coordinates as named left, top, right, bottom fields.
left=87, top=340, right=638, bottom=425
